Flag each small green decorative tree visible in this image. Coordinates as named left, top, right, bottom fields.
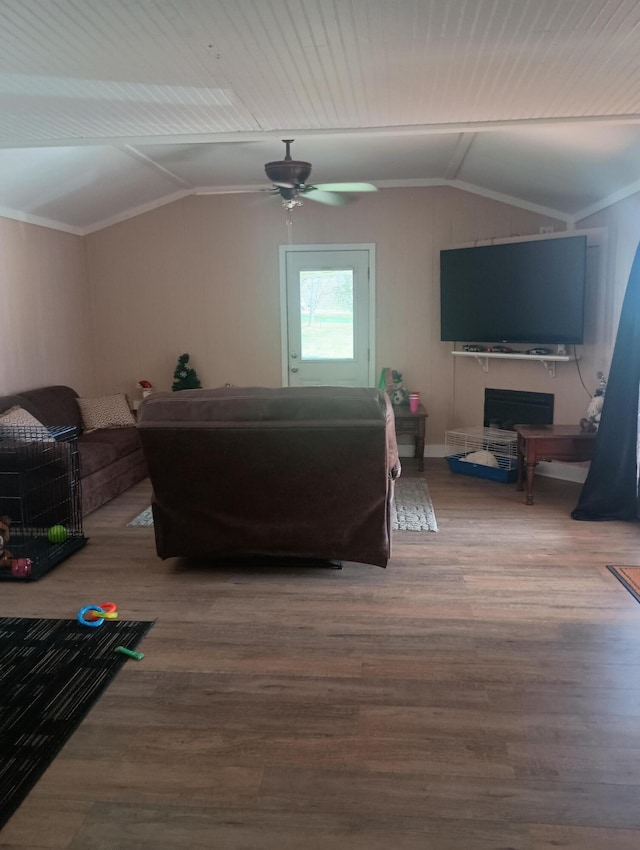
left=171, top=353, right=202, bottom=391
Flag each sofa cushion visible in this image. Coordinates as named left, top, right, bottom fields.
left=0, top=405, right=45, bottom=427
left=0, top=396, right=27, bottom=416
left=81, top=427, right=141, bottom=460
left=18, top=386, right=83, bottom=429
left=77, top=393, right=135, bottom=433
left=139, top=386, right=391, bottom=424
left=78, top=441, right=117, bottom=478
left=0, top=405, right=55, bottom=445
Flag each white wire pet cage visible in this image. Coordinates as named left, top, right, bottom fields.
left=445, top=426, right=518, bottom=483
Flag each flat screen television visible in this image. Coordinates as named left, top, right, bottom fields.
left=440, top=235, right=587, bottom=344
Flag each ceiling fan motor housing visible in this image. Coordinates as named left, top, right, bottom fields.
left=264, top=158, right=312, bottom=187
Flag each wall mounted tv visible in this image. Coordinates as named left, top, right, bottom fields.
left=440, top=235, right=587, bottom=344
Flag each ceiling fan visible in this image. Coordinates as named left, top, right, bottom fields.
left=264, top=139, right=377, bottom=211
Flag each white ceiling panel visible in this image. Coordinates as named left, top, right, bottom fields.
left=1, top=1, right=640, bottom=230
left=134, top=133, right=463, bottom=188
left=458, top=124, right=640, bottom=214
left=0, top=146, right=187, bottom=230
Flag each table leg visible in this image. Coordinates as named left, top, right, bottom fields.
left=524, top=462, right=536, bottom=505
left=516, top=444, right=524, bottom=491
left=415, top=436, right=425, bottom=472
left=516, top=434, right=527, bottom=490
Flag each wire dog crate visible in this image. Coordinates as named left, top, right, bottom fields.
left=445, top=426, right=519, bottom=483
left=0, top=424, right=87, bottom=581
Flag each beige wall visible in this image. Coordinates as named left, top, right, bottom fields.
left=4, top=185, right=635, bottom=447
left=85, top=186, right=568, bottom=444
left=0, top=216, right=94, bottom=396
left=577, top=192, right=640, bottom=357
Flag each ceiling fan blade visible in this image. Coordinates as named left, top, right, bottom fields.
left=312, top=182, right=377, bottom=193
left=304, top=190, right=355, bottom=206
left=271, top=180, right=297, bottom=189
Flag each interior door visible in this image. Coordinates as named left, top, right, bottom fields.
left=281, top=245, right=375, bottom=387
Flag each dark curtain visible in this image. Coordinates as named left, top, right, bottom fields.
left=572, top=241, right=640, bottom=521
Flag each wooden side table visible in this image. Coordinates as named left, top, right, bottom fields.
left=393, top=404, right=428, bottom=471
left=514, top=424, right=596, bottom=505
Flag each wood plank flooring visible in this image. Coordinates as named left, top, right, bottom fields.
left=2, top=459, right=640, bottom=849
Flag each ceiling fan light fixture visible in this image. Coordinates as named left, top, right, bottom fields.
left=282, top=196, right=303, bottom=211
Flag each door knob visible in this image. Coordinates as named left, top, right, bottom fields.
left=291, top=352, right=298, bottom=359
left=291, top=366, right=299, bottom=373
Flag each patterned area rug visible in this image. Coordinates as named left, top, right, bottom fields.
left=607, top=565, right=640, bottom=604
left=391, top=477, right=438, bottom=532
left=0, top=616, right=153, bottom=829
left=128, top=505, right=154, bottom=526
left=128, top=477, right=438, bottom=532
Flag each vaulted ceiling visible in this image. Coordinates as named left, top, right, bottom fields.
left=2, top=0, right=640, bottom=234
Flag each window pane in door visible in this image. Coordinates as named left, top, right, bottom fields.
left=299, top=269, right=354, bottom=360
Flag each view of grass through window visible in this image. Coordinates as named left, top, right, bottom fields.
left=299, top=269, right=354, bottom=360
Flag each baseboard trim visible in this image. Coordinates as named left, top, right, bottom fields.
left=534, top=461, right=589, bottom=484
left=402, top=444, right=589, bottom=484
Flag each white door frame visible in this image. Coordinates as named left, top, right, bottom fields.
left=279, top=243, right=376, bottom=387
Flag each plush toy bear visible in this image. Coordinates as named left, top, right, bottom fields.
left=0, top=515, right=12, bottom=567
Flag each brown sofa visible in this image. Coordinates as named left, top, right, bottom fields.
left=137, top=386, right=401, bottom=567
left=0, top=385, right=147, bottom=515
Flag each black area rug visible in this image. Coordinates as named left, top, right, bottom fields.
left=0, top=616, right=154, bottom=829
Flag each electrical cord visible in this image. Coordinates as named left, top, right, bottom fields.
left=573, top=343, right=593, bottom=398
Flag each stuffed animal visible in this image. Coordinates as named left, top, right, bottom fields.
left=0, top=515, right=12, bottom=567
left=379, top=368, right=410, bottom=406
left=580, top=374, right=606, bottom=432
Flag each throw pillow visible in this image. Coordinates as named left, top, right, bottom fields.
left=0, top=405, right=54, bottom=442
left=76, top=393, right=135, bottom=433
